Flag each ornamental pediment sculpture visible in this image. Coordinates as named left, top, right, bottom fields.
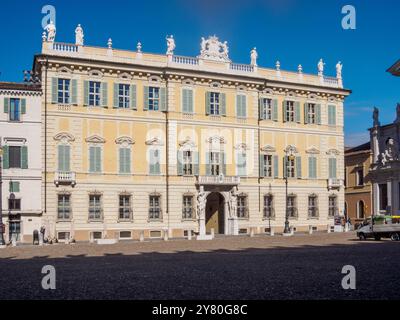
left=115, top=136, right=135, bottom=145
left=260, top=144, right=276, bottom=153
left=199, top=36, right=230, bottom=62
left=306, top=146, right=320, bottom=154
left=380, top=137, right=400, bottom=165
left=179, top=137, right=197, bottom=148
left=206, top=136, right=226, bottom=144
left=54, top=132, right=75, bottom=143
left=326, top=148, right=340, bottom=156
left=145, top=137, right=164, bottom=146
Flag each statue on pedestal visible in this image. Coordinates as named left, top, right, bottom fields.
left=250, top=47, right=258, bottom=66
left=75, top=24, right=84, bottom=46
left=197, top=190, right=206, bottom=219
left=45, top=21, right=56, bottom=42
left=229, top=189, right=238, bottom=219
left=336, top=61, right=343, bottom=79
left=166, top=35, right=175, bottom=55
left=318, top=59, right=325, bottom=76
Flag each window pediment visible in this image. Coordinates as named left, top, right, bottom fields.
left=179, top=137, right=197, bottom=148
left=119, top=72, right=132, bottom=80
left=326, top=148, right=340, bottom=156
left=306, top=146, right=320, bottom=154
left=235, top=143, right=249, bottom=151
left=260, top=144, right=276, bottom=153
left=85, top=135, right=106, bottom=144
left=206, top=136, right=226, bottom=144
left=145, top=137, right=164, bottom=146
left=88, top=70, right=104, bottom=78
left=115, top=136, right=135, bottom=145
left=54, top=132, right=75, bottom=143
left=57, top=66, right=73, bottom=75
left=285, top=145, right=298, bottom=154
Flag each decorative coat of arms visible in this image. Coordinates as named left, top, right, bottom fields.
left=199, top=35, right=230, bottom=62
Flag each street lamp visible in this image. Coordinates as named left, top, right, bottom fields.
left=0, top=143, right=5, bottom=245
left=283, top=146, right=296, bottom=235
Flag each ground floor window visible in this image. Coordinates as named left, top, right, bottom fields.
left=287, top=194, right=297, bottom=218
left=8, top=198, right=21, bottom=211
left=263, top=194, right=274, bottom=218
left=89, top=194, right=103, bottom=220
left=149, top=194, right=162, bottom=220
left=58, top=194, right=71, bottom=220
left=379, top=183, right=388, bottom=212
left=328, top=195, right=338, bottom=217
left=182, top=195, right=194, bottom=219
left=308, top=194, right=319, bottom=218
left=9, top=221, right=21, bottom=241
left=237, top=194, right=248, bottom=219
left=119, top=195, right=132, bottom=220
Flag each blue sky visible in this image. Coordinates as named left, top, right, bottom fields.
left=1, top=0, right=399, bottom=146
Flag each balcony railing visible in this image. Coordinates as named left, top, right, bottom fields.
left=197, top=175, right=240, bottom=185
left=53, top=42, right=79, bottom=53
left=323, top=76, right=339, bottom=86
left=55, top=171, right=76, bottom=186
left=230, top=63, right=255, bottom=73
left=328, top=178, right=343, bottom=190
left=172, top=55, right=199, bottom=65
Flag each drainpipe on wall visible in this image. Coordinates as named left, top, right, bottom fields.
left=163, top=71, right=170, bottom=238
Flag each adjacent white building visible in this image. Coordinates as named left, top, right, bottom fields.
left=0, top=82, right=42, bottom=243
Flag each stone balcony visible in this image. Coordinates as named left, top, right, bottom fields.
left=55, top=171, right=76, bottom=187
left=197, top=175, right=240, bottom=186
left=327, top=178, right=343, bottom=190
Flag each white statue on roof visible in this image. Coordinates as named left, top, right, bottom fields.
left=198, top=35, right=230, bottom=62
left=75, top=24, right=84, bottom=46
left=336, top=61, right=343, bottom=79
left=166, top=35, right=175, bottom=55
left=45, top=20, right=56, bottom=42
left=318, top=58, right=325, bottom=76
left=250, top=47, right=258, bottom=66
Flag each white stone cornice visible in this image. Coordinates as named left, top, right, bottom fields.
left=54, top=132, right=75, bottom=143
left=85, top=135, right=106, bottom=144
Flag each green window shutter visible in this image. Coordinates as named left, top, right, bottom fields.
left=4, top=98, right=9, bottom=113
left=220, top=93, right=226, bottom=116
left=273, top=155, right=279, bottom=178
left=259, top=98, right=264, bottom=120
left=101, top=82, right=108, bottom=107
left=309, top=157, right=317, bottom=179
left=295, top=102, right=301, bottom=123
left=96, top=147, right=101, bottom=172
left=237, top=153, right=246, bottom=176
left=113, top=83, right=119, bottom=108
left=58, top=145, right=64, bottom=171
left=125, top=148, right=131, bottom=173
left=236, top=95, right=241, bottom=118
left=160, top=87, right=167, bottom=111
left=21, top=99, right=26, bottom=114
left=296, top=156, right=302, bottom=178
left=206, top=152, right=211, bottom=176
left=89, top=146, right=95, bottom=172
left=283, top=156, right=288, bottom=178
left=272, top=99, right=278, bottom=121
left=52, top=78, right=58, bottom=104
left=119, top=148, right=124, bottom=173
left=155, top=150, right=160, bottom=174
left=143, top=86, right=149, bottom=111
left=193, top=151, right=199, bottom=176
left=329, top=158, right=337, bottom=179
left=259, top=154, right=265, bottom=177
left=9, top=181, right=20, bottom=193
left=188, top=89, right=193, bottom=113
left=316, top=104, right=321, bottom=125
left=71, top=79, right=78, bottom=105
left=3, top=145, right=9, bottom=169
left=304, top=103, right=308, bottom=124
left=205, top=92, right=211, bottom=115
left=177, top=150, right=183, bottom=176
left=282, top=101, right=287, bottom=122
left=65, top=145, right=71, bottom=171
left=83, top=81, right=89, bottom=106
left=130, top=85, right=137, bottom=110
left=21, top=146, right=28, bottom=169
left=182, top=89, right=189, bottom=113
left=221, top=152, right=226, bottom=175
left=119, top=148, right=130, bottom=174
left=313, top=157, right=318, bottom=178
left=149, top=150, right=154, bottom=174
left=328, top=105, right=336, bottom=126
left=242, top=95, right=247, bottom=118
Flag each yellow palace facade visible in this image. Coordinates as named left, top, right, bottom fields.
left=33, top=27, right=351, bottom=242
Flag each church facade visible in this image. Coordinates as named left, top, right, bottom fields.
left=33, top=25, right=351, bottom=242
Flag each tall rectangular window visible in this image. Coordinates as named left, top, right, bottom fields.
left=58, top=79, right=70, bottom=104
left=307, top=103, right=316, bottom=124
left=182, top=195, right=194, bottom=219
left=9, top=146, right=21, bottom=168
left=119, top=195, right=132, bottom=220
left=328, top=105, right=337, bottom=126
left=262, top=98, right=272, bottom=120
left=58, top=194, right=71, bottom=220
left=149, top=195, right=161, bottom=220
left=148, top=87, right=160, bottom=111
left=210, top=92, right=220, bottom=115
left=119, top=147, right=131, bottom=174
left=210, top=152, right=220, bottom=176
left=263, top=155, right=273, bottom=177
left=9, top=98, right=21, bottom=122
left=183, top=150, right=193, bottom=176
left=287, top=195, right=297, bottom=218
left=328, top=195, right=338, bottom=217
left=89, top=81, right=101, bottom=106
left=286, top=157, right=296, bottom=178
left=237, top=152, right=247, bottom=176
left=149, top=149, right=161, bottom=175
left=58, top=145, right=71, bottom=172
left=308, top=195, right=318, bottom=218
left=89, top=194, right=102, bottom=220
left=329, top=158, right=337, bottom=179
left=237, top=195, right=248, bottom=219
left=285, top=101, right=295, bottom=122
left=118, top=84, right=130, bottom=108
left=356, top=168, right=364, bottom=186
left=89, top=146, right=101, bottom=173
left=264, top=194, right=274, bottom=218
left=308, top=156, right=317, bottom=179
left=8, top=198, right=21, bottom=211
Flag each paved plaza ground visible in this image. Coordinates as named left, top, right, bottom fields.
left=0, top=232, right=399, bottom=300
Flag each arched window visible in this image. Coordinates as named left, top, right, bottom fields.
left=357, top=200, right=365, bottom=219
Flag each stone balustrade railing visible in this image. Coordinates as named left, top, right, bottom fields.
left=55, top=171, right=76, bottom=186
left=53, top=42, right=79, bottom=53
left=172, top=55, right=199, bottom=65
left=197, top=175, right=241, bottom=185
left=323, top=76, right=339, bottom=86
left=230, top=63, right=254, bottom=73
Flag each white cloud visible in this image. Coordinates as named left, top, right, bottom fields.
left=345, top=131, right=370, bottom=148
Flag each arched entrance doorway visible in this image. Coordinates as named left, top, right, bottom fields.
left=205, top=192, right=225, bottom=235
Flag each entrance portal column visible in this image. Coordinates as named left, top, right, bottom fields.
left=197, top=187, right=213, bottom=240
